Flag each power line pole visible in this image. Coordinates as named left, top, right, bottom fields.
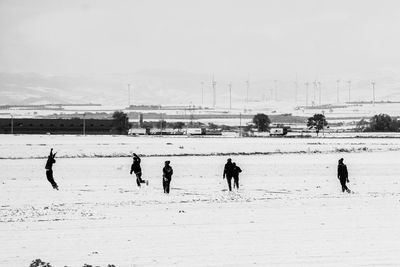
left=184, top=107, right=189, bottom=135
left=372, top=81, right=376, bottom=106
left=239, top=112, right=242, bottom=137
left=10, top=114, right=13, bottom=135
left=336, top=79, right=340, bottom=103
left=83, top=113, right=86, bottom=136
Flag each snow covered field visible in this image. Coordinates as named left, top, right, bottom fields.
left=2, top=136, right=400, bottom=266
left=1, top=135, right=400, bottom=159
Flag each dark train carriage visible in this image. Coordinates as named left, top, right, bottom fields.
left=0, top=118, right=114, bottom=134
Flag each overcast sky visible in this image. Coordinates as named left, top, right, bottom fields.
left=1, top=0, right=400, bottom=79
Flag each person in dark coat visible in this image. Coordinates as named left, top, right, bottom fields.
left=337, top=158, right=351, bottom=193
left=130, top=153, right=148, bottom=187
left=45, top=148, right=58, bottom=190
left=162, top=160, right=173, bottom=194
left=232, top=162, right=242, bottom=190
left=223, top=158, right=234, bottom=191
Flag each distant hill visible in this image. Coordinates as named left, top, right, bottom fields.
left=1, top=70, right=400, bottom=107
left=0, top=71, right=212, bottom=106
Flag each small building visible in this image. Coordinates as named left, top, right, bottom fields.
left=186, top=128, right=206, bottom=135
left=128, top=128, right=147, bottom=135
left=269, top=125, right=290, bottom=136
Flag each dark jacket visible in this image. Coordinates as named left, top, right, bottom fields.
left=45, top=156, right=56, bottom=170
left=337, top=163, right=348, bottom=180
left=223, top=162, right=234, bottom=178
left=130, top=156, right=141, bottom=174
left=163, top=165, right=173, bottom=180
left=233, top=166, right=242, bottom=178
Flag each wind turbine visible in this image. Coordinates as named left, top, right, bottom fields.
left=336, top=80, right=340, bottom=103
left=318, top=81, right=322, bottom=106
left=212, top=75, right=217, bottom=108
left=305, top=82, right=309, bottom=107
left=347, top=80, right=351, bottom=103
left=246, top=77, right=250, bottom=103
left=201, top=81, right=204, bottom=106
left=127, top=83, right=131, bottom=107
left=229, top=82, right=232, bottom=110
left=371, top=81, right=376, bottom=106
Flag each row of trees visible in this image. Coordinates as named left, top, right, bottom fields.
left=357, top=114, right=400, bottom=132
left=112, top=111, right=330, bottom=135
left=114, top=110, right=400, bottom=135
left=111, top=111, right=233, bottom=134
left=252, top=113, right=329, bottom=135
left=111, top=111, right=130, bottom=134
left=255, top=113, right=400, bottom=134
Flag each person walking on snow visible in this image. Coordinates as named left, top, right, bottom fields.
left=223, top=158, right=234, bottom=191
left=337, top=158, right=351, bottom=193
left=45, top=148, right=58, bottom=190
left=130, top=153, right=148, bottom=187
left=232, top=162, right=242, bottom=190
left=162, top=160, right=173, bottom=194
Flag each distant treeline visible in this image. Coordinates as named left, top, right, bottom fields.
left=357, top=114, right=400, bottom=132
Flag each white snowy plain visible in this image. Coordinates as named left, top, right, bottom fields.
left=1, top=135, right=400, bottom=266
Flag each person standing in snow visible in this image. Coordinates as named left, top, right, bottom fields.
left=232, top=162, right=242, bottom=190
left=337, top=158, right=351, bottom=193
left=162, top=160, right=173, bottom=194
left=45, top=148, right=58, bottom=190
left=223, top=158, right=234, bottom=191
left=130, top=153, right=148, bottom=187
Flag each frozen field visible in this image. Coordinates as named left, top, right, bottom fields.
left=1, top=136, right=400, bottom=266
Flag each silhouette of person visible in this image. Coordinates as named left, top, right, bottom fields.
left=130, top=153, right=148, bottom=187
left=337, top=158, right=351, bottom=193
left=162, top=160, right=173, bottom=194
left=223, top=158, right=234, bottom=191
left=45, top=148, right=58, bottom=190
left=232, top=162, right=242, bottom=190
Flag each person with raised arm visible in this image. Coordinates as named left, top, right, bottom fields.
left=130, top=153, right=149, bottom=187
left=45, top=148, right=58, bottom=190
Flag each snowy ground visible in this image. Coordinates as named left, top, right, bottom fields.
left=1, top=136, right=400, bottom=266
left=1, top=135, right=400, bottom=159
